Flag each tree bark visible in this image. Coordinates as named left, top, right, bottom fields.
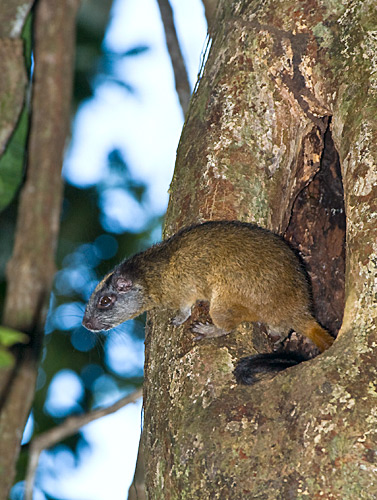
left=144, top=0, right=377, bottom=498
left=0, top=0, right=80, bottom=497
left=0, top=0, right=33, bottom=156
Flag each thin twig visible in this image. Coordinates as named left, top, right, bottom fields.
left=156, top=0, right=191, bottom=116
left=24, top=388, right=143, bottom=500
left=201, top=0, right=218, bottom=33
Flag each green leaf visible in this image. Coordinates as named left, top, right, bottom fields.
left=0, top=326, right=29, bottom=347
left=0, top=10, right=33, bottom=214
left=0, top=348, right=15, bottom=368
left=0, top=105, right=28, bottom=213
left=22, top=11, right=33, bottom=76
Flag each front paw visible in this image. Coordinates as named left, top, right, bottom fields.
left=171, top=315, right=190, bottom=327
left=170, top=306, right=192, bottom=327
left=171, top=316, right=184, bottom=326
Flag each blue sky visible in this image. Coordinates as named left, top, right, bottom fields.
left=63, top=0, right=208, bottom=231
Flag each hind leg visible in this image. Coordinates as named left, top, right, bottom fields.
left=191, top=299, right=255, bottom=340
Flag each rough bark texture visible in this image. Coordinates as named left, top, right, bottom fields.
left=0, top=0, right=80, bottom=497
left=0, top=1, right=33, bottom=156
left=144, top=0, right=377, bottom=498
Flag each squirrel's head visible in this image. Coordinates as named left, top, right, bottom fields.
left=82, top=269, right=147, bottom=332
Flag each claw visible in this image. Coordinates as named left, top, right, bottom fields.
left=190, top=321, right=228, bottom=339
left=171, top=317, right=183, bottom=326
left=193, top=333, right=205, bottom=342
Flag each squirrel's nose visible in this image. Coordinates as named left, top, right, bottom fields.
left=82, top=317, right=95, bottom=331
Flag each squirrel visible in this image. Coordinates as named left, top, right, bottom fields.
left=82, top=220, right=334, bottom=384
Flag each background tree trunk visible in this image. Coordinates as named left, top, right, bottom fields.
left=128, top=438, right=147, bottom=500
left=0, top=0, right=80, bottom=497
left=144, top=0, right=377, bottom=498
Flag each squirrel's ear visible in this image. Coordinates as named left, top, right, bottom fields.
left=116, top=278, right=133, bottom=292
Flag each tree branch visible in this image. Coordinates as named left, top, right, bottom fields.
left=201, top=0, right=218, bottom=33
left=24, top=388, right=143, bottom=500
left=156, top=0, right=191, bottom=116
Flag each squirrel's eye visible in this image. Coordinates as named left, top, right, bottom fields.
left=98, top=295, right=114, bottom=309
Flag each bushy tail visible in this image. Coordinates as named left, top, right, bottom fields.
left=234, top=320, right=334, bottom=385
left=234, top=352, right=308, bottom=385
left=301, top=320, right=334, bottom=353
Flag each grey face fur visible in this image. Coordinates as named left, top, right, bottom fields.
left=82, top=271, right=146, bottom=332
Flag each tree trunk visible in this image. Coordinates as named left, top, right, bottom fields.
left=0, top=1, right=32, bottom=156
left=144, top=0, right=377, bottom=498
left=0, top=0, right=80, bottom=497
